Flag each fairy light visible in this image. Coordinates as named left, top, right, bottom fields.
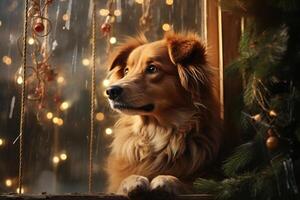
left=166, top=0, right=173, bottom=5
left=82, top=58, right=90, bottom=66
left=105, top=128, right=113, bottom=135
left=57, top=118, right=64, bottom=126
left=57, top=76, right=65, bottom=84
left=52, top=156, right=60, bottom=164
left=52, top=117, right=59, bottom=124
left=60, top=153, right=67, bottom=160
left=114, top=9, right=122, bottom=16
left=102, top=79, right=110, bottom=87
left=96, top=112, right=105, bottom=121
left=28, top=37, right=35, bottom=45
left=16, top=187, right=25, bottom=194
left=109, top=37, right=117, bottom=44
left=162, top=23, right=171, bottom=31
left=62, top=13, right=69, bottom=21
left=135, top=0, right=143, bottom=4
left=5, top=179, right=12, bottom=187
left=17, top=76, right=23, bottom=85
left=2, top=55, right=12, bottom=65
left=0, top=138, right=4, bottom=146
left=60, top=101, right=69, bottom=110
left=99, top=9, right=109, bottom=16
left=46, top=112, right=53, bottom=119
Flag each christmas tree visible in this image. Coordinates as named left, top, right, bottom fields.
left=194, top=0, right=300, bottom=199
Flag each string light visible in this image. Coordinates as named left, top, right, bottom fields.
left=105, top=128, right=113, bottom=135
left=16, top=187, right=25, bottom=194
left=57, top=76, right=65, bottom=84
left=102, top=79, right=110, bottom=87
left=2, top=55, right=12, bottom=66
left=162, top=23, right=171, bottom=31
left=5, top=179, right=12, bottom=187
left=166, top=0, right=173, bottom=5
left=52, top=117, right=59, bottom=124
left=96, top=112, right=105, bottom=121
left=17, top=76, right=23, bottom=85
left=46, top=112, right=53, bottom=119
left=57, top=118, right=64, bottom=126
left=269, top=110, right=277, bottom=117
left=135, top=0, right=143, bottom=4
left=0, top=138, right=4, bottom=146
left=52, top=156, right=60, bottom=164
left=109, top=37, right=117, bottom=44
left=28, top=37, right=35, bottom=45
left=62, top=13, right=69, bottom=21
left=114, top=9, right=122, bottom=16
left=82, top=58, right=90, bottom=66
left=60, top=153, right=67, bottom=160
left=99, top=9, right=109, bottom=16
left=60, top=101, right=69, bottom=110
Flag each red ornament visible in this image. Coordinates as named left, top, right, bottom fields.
left=34, top=22, right=45, bottom=33
left=101, top=23, right=111, bottom=35
left=54, top=95, right=61, bottom=104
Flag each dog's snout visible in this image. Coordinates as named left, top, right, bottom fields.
left=106, top=86, right=123, bottom=100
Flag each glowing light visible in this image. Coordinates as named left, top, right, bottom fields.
left=269, top=110, right=277, bottom=117
left=162, top=23, right=171, bottom=32
left=52, top=156, right=60, bottom=164
left=28, top=37, right=35, bottom=45
left=17, top=76, right=23, bottom=85
left=57, top=118, right=64, bottom=126
left=109, top=37, right=117, bottom=44
left=96, top=112, right=105, bottom=121
left=99, top=9, right=109, bottom=16
left=60, top=153, right=67, bottom=160
left=82, top=58, right=90, bottom=66
left=5, top=179, right=12, bottom=187
left=166, top=0, right=173, bottom=5
left=2, top=55, right=12, bottom=65
left=0, top=20, right=2, bottom=27
left=46, top=112, right=53, bottom=119
left=135, top=0, right=143, bottom=4
left=57, top=76, right=65, bottom=84
left=114, top=9, right=122, bottom=16
left=52, top=117, right=59, bottom=124
left=102, top=79, right=110, bottom=87
left=16, top=187, right=24, bottom=194
left=60, top=101, right=69, bottom=110
left=0, top=138, right=3, bottom=146
left=62, top=13, right=69, bottom=21
left=105, top=128, right=113, bottom=135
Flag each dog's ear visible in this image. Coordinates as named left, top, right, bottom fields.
left=107, top=35, right=147, bottom=71
left=165, top=32, right=213, bottom=100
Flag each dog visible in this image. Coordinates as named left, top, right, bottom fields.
left=105, top=32, right=222, bottom=198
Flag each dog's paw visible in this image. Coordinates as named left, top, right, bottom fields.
left=150, top=175, right=183, bottom=199
left=117, top=175, right=150, bottom=199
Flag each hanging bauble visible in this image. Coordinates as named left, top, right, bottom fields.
left=266, top=136, right=279, bottom=151
left=101, top=23, right=111, bottom=35
left=34, top=22, right=45, bottom=33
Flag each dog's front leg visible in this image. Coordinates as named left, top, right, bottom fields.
left=150, top=175, right=189, bottom=198
left=117, top=175, right=150, bottom=198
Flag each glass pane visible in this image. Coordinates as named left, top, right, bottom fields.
left=0, top=0, right=205, bottom=193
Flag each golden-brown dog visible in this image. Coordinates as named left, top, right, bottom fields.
left=105, top=32, right=222, bottom=198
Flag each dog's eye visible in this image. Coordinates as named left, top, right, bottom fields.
left=123, top=67, right=129, bottom=75
left=145, top=64, right=158, bottom=74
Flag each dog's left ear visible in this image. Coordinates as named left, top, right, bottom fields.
left=165, top=32, right=211, bottom=95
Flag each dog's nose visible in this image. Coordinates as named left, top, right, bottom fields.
left=106, top=86, right=123, bottom=100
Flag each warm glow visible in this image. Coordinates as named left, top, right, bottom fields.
left=102, top=79, right=110, bottom=87
left=52, top=156, right=60, bottom=164
left=109, top=37, right=117, bottom=44
left=57, top=118, right=64, bottom=126
left=96, top=112, right=105, bottom=121
left=62, top=13, right=69, bottom=21
left=2, top=55, right=12, bottom=65
left=52, top=117, right=59, bottom=124
left=46, top=112, right=53, bottom=119
left=114, top=9, right=122, bottom=16
left=82, top=58, right=90, bottom=66
left=162, top=23, right=171, bottom=31
left=0, top=138, right=3, bottom=146
left=60, top=101, right=69, bottom=110
left=135, top=0, right=143, bottom=4
left=5, top=179, right=12, bottom=187
left=17, top=76, right=23, bottom=85
left=28, top=37, right=35, bottom=45
left=166, top=0, right=173, bottom=5
left=16, top=187, right=24, bottom=194
left=99, top=9, right=109, bottom=16
left=57, top=76, right=65, bottom=84
left=0, top=20, right=2, bottom=27
left=60, top=153, right=67, bottom=160
left=105, top=128, right=113, bottom=135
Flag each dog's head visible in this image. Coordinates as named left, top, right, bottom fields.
left=106, top=32, right=213, bottom=121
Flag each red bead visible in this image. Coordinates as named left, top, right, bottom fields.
left=34, top=22, right=45, bottom=33
left=101, top=23, right=111, bottom=34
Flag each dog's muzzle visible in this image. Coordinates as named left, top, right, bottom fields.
left=106, top=86, right=123, bottom=100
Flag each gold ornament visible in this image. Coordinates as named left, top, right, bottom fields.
left=266, top=136, right=279, bottom=151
